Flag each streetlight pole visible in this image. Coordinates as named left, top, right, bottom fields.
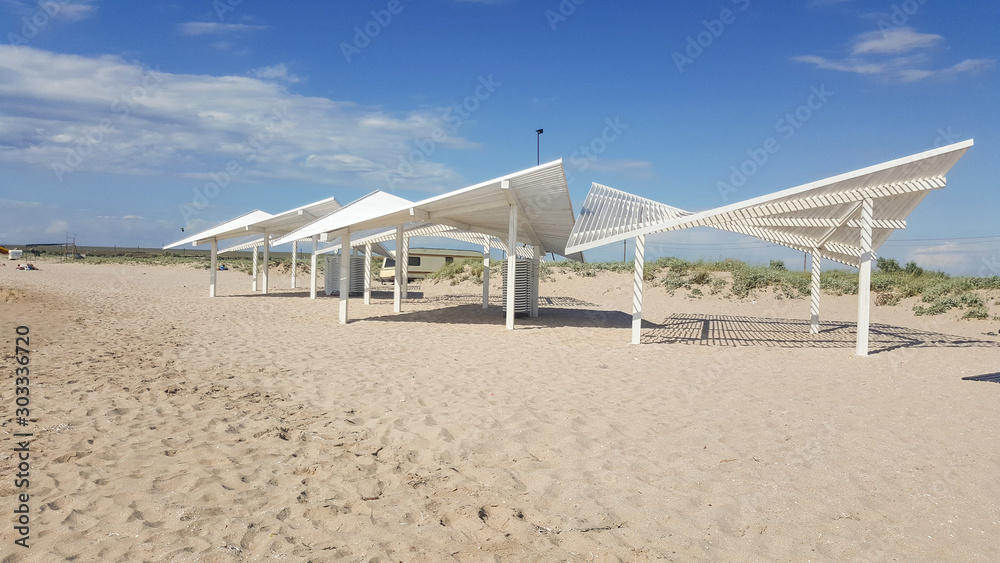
left=535, top=129, right=543, bottom=165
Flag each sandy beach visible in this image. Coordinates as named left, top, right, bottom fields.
left=2, top=261, right=999, bottom=562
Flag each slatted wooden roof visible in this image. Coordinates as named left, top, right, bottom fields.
left=164, top=209, right=274, bottom=249
left=566, top=140, right=973, bottom=267
left=272, top=160, right=582, bottom=260
left=163, top=196, right=342, bottom=249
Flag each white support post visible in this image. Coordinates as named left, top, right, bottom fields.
left=394, top=224, right=403, bottom=313
left=309, top=235, right=318, bottom=300
left=506, top=202, right=518, bottom=330
left=482, top=234, right=490, bottom=309
left=809, top=251, right=822, bottom=334
left=530, top=245, right=543, bottom=318
left=261, top=229, right=269, bottom=295
left=209, top=238, right=218, bottom=298
left=339, top=230, right=351, bottom=324
left=856, top=198, right=874, bottom=356
left=251, top=245, right=258, bottom=292
left=290, top=240, right=297, bottom=288
left=631, top=234, right=645, bottom=345
left=363, top=242, right=372, bottom=305
left=400, top=233, right=409, bottom=299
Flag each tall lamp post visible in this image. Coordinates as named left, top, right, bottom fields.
left=535, top=128, right=543, bottom=165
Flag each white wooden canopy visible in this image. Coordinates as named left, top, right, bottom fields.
left=565, top=140, right=974, bottom=355
left=567, top=140, right=973, bottom=265
left=340, top=222, right=536, bottom=259
left=164, top=209, right=274, bottom=249
left=267, top=160, right=580, bottom=327
left=273, top=160, right=582, bottom=260
left=163, top=196, right=343, bottom=296
left=271, top=191, right=415, bottom=246
left=245, top=195, right=343, bottom=237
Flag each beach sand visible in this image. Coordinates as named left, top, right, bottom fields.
left=1, top=261, right=999, bottom=561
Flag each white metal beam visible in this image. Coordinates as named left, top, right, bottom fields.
left=856, top=198, right=874, bottom=356
left=310, top=235, right=318, bottom=300
left=251, top=245, right=258, bottom=292
left=505, top=195, right=518, bottom=330
left=400, top=232, right=409, bottom=299
left=482, top=233, right=490, bottom=310
left=339, top=230, right=351, bottom=324
left=631, top=234, right=645, bottom=345
left=363, top=242, right=372, bottom=305
left=261, top=229, right=269, bottom=295
left=809, top=252, right=821, bottom=334
left=209, top=238, right=218, bottom=298
left=732, top=217, right=907, bottom=229
left=499, top=180, right=543, bottom=246
left=290, top=240, right=297, bottom=288
left=394, top=224, right=403, bottom=313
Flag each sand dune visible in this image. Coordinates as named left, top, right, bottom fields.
left=1, top=262, right=998, bottom=561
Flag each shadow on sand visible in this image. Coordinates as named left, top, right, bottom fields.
left=360, top=295, right=631, bottom=329
left=231, top=291, right=1000, bottom=355
left=641, top=313, right=1000, bottom=355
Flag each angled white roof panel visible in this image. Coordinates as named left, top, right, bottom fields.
left=251, top=195, right=342, bottom=235
left=567, top=183, right=693, bottom=254
left=218, top=236, right=267, bottom=254
left=272, top=160, right=583, bottom=260
left=566, top=140, right=973, bottom=267
left=272, top=191, right=414, bottom=246
left=164, top=209, right=273, bottom=249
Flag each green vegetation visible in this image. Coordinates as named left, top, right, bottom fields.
left=425, top=258, right=484, bottom=285
left=542, top=256, right=999, bottom=319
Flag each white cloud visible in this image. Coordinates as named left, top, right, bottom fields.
left=178, top=22, right=268, bottom=36
left=791, top=55, right=884, bottom=75
left=898, top=58, right=995, bottom=83
left=251, top=63, right=301, bottom=84
left=0, top=198, right=41, bottom=209
left=851, top=28, right=942, bottom=55
left=3, top=0, right=96, bottom=22
left=56, top=1, right=97, bottom=22
left=0, top=46, right=474, bottom=192
left=793, top=26, right=993, bottom=83
left=45, top=219, right=69, bottom=235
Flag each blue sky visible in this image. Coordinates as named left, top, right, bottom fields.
left=0, top=0, right=997, bottom=273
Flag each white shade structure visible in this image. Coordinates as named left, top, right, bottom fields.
left=164, top=210, right=274, bottom=249
left=566, top=140, right=974, bottom=354
left=272, top=160, right=582, bottom=327
left=163, top=209, right=274, bottom=298
left=164, top=196, right=342, bottom=296
left=340, top=222, right=536, bottom=259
